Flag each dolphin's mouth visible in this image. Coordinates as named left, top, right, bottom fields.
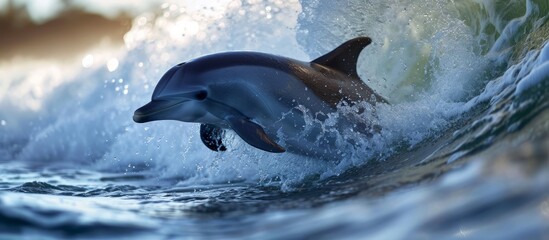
left=133, top=100, right=186, bottom=123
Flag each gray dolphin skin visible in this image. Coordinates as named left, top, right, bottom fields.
left=134, top=37, right=387, bottom=158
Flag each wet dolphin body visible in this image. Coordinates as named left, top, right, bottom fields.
left=134, top=37, right=387, bottom=158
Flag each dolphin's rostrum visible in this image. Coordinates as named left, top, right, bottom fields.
left=134, top=37, right=387, bottom=158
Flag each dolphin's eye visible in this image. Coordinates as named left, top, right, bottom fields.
left=195, top=90, right=208, bottom=101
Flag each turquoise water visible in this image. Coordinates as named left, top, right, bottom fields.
left=1, top=0, right=548, bottom=239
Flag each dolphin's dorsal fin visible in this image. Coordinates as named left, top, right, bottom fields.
left=225, top=116, right=285, bottom=153
left=200, top=124, right=227, bottom=151
left=312, top=37, right=372, bottom=79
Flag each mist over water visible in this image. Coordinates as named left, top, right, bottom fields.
left=0, top=0, right=548, bottom=239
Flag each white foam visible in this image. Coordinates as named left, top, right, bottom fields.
left=515, top=43, right=549, bottom=95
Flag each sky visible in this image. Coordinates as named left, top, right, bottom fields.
left=0, top=0, right=162, bottom=23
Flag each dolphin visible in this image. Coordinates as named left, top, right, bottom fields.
left=133, top=37, right=387, bottom=158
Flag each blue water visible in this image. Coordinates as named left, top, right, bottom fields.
left=1, top=0, right=548, bottom=239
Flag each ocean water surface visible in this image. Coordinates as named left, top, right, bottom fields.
left=1, top=0, right=548, bottom=239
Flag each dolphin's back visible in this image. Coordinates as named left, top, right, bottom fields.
left=188, top=50, right=385, bottom=108
left=188, top=51, right=292, bottom=73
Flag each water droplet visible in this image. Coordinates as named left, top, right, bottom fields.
left=0, top=120, right=6, bottom=126
left=137, top=16, right=148, bottom=26
left=107, top=58, right=119, bottom=72
left=82, top=54, right=94, bottom=68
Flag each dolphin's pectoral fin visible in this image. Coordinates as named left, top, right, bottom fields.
left=312, top=37, right=372, bottom=79
left=225, top=116, right=285, bottom=153
left=200, top=124, right=227, bottom=152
